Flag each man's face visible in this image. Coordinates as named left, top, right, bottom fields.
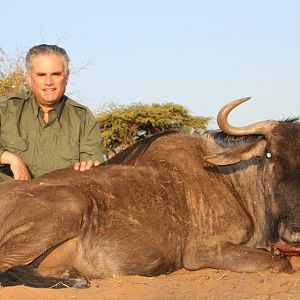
left=27, top=54, right=69, bottom=108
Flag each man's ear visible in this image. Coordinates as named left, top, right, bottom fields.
left=65, top=70, right=70, bottom=85
left=203, top=139, right=268, bottom=166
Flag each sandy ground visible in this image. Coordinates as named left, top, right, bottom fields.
left=1, top=257, right=300, bottom=300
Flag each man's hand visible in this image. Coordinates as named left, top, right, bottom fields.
left=0, top=151, right=31, bottom=180
left=73, top=160, right=101, bottom=171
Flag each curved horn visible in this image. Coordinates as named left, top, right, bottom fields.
left=217, top=97, right=277, bottom=136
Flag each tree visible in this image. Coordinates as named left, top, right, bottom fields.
left=0, top=48, right=28, bottom=96
left=97, top=102, right=212, bottom=159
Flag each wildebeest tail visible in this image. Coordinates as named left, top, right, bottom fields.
left=0, top=266, right=90, bottom=289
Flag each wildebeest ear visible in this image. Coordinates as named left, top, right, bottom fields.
left=203, top=139, right=268, bottom=166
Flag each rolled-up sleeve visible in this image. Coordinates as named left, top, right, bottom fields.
left=79, top=110, right=104, bottom=162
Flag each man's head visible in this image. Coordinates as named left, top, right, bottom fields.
left=26, top=44, right=70, bottom=110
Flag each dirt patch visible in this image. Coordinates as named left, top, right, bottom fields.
left=1, top=257, right=300, bottom=300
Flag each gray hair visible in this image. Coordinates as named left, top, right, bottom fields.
left=26, top=44, right=70, bottom=74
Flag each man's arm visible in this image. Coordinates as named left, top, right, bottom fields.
left=74, top=109, right=104, bottom=172
left=0, top=97, right=30, bottom=180
left=0, top=151, right=30, bottom=180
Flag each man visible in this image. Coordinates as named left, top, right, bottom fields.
left=0, top=44, right=103, bottom=181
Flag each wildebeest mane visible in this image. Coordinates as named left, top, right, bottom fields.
left=103, top=130, right=180, bottom=165
left=206, top=130, right=264, bottom=148
left=280, top=117, right=300, bottom=124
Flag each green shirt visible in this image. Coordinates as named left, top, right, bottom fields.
left=0, top=92, right=103, bottom=181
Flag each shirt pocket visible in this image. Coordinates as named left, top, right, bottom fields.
left=55, top=134, right=80, bottom=162
left=0, top=133, right=28, bottom=155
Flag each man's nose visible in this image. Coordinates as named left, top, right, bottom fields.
left=44, top=76, right=54, bottom=85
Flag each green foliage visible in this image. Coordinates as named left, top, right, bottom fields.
left=97, top=102, right=212, bottom=158
left=0, top=48, right=29, bottom=96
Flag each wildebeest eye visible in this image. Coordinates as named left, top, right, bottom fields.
left=265, top=152, right=272, bottom=159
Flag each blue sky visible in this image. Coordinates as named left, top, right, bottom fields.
left=1, top=0, right=299, bottom=128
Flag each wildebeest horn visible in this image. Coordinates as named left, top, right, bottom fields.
left=217, top=97, right=277, bottom=136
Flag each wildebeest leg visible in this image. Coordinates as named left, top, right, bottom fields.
left=0, top=188, right=89, bottom=288
left=183, top=238, right=292, bottom=273
left=30, top=237, right=89, bottom=288
left=0, top=237, right=89, bottom=288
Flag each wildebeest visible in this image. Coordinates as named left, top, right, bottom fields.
left=0, top=97, right=299, bottom=288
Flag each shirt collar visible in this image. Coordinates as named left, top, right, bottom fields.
left=31, top=93, right=67, bottom=120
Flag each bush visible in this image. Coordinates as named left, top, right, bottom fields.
left=97, top=102, right=212, bottom=158
left=0, top=48, right=28, bottom=96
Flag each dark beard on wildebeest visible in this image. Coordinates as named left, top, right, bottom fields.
left=0, top=97, right=299, bottom=288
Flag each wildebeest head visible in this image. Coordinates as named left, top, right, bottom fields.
left=204, top=98, right=300, bottom=251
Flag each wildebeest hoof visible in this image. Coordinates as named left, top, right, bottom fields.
left=58, top=269, right=90, bottom=288
left=269, top=256, right=292, bottom=273
left=51, top=278, right=90, bottom=289
left=60, top=270, right=73, bottom=279
left=66, top=278, right=90, bottom=289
